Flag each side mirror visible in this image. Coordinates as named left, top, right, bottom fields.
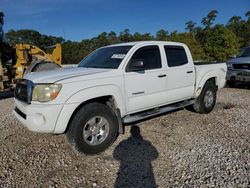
left=128, top=59, right=145, bottom=72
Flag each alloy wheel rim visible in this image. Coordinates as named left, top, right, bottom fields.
left=204, top=90, right=214, bottom=108
left=83, top=116, right=110, bottom=146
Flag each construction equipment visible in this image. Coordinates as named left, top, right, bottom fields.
left=14, top=43, right=62, bottom=79
left=0, top=42, right=62, bottom=90
left=0, top=11, right=62, bottom=90
left=0, top=11, right=15, bottom=90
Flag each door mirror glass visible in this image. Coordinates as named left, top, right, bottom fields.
left=129, top=59, right=145, bottom=71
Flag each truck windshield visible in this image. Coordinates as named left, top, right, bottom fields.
left=79, top=46, right=132, bottom=69
left=239, top=47, right=250, bottom=57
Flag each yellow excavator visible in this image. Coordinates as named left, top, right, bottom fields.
left=0, top=11, right=62, bottom=91
left=0, top=43, right=62, bottom=90
left=14, top=43, right=62, bottom=78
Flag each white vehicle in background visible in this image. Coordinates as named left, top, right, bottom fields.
left=61, top=64, right=78, bottom=69
left=13, top=41, right=227, bottom=154
left=226, top=46, right=250, bottom=86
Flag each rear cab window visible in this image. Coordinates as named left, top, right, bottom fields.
left=164, top=45, right=188, bottom=67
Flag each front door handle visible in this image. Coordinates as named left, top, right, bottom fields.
left=186, top=71, right=193, bottom=74
left=158, top=74, right=167, bottom=78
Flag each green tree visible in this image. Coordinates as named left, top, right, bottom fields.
left=201, top=25, right=239, bottom=62
left=96, top=32, right=110, bottom=46
left=133, top=32, right=144, bottom=41
left=201, top=10, right=218, bottom=28
left=226, top=16, right=245, bottom=47
left=141, top=33, right=153, bottom=41
left=226, top=11, right=250, bottom=47
left=5, top=10, right=247, bottom=65
left=244, top=11, right=250, bottom=47
left=5, top=29, right=64, bottom=46
left=185, top=21, right=196, bottom=33
left=245, top=11, right=250, bottom=20
left=62, top=41, right=82, bottom=64
left=107, top=31, right=118, bottom=44
left=119, top=29, right=133, bottom=42
left=156, top=29, right=169, bottom=41
left=169, top=32, right=206, bottom=61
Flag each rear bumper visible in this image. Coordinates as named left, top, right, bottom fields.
left=13, top=99, right=63, bottom=133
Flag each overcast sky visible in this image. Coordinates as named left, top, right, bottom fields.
left=1, top=0, right=249, bottom=41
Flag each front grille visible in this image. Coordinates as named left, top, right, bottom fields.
left=14, top=79, right=33, bottom=104
left=233, top=63, right=250, bottom=70
left=15, top=82, right=28, bottom=102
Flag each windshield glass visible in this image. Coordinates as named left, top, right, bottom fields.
left=79, top=46, right=132, bottom=69
left=239, top=47, right=250, bottom=57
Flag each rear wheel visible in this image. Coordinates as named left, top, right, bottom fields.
left=66, top=102, right=119, bottom=155
left=192, top=82, right=217, bottom=114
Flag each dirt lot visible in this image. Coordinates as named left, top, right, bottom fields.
left=0, top=87, right=249, bottom=187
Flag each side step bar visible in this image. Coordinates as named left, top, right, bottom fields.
left=122, top=99, right=195, bottom=124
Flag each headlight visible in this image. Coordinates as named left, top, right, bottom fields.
left=226, top=63, right=233, bottom=69
left=32, top=84, right=62, bottom=102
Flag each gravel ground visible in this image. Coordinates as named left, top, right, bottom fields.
left=0, top=87, right=249, bottom=187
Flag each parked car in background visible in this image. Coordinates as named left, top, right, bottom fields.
left=226, top=46, right=250, bottom=86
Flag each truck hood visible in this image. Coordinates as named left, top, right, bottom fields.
left=24, top=67, right=111, bottom=83
left=228, top=57, right=250, bottom=64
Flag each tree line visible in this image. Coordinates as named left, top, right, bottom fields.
left=5, top=10, right=250, bottom=64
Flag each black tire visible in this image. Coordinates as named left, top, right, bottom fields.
left=66, top=102, right=119, bottom=155
left=192, top=82, right=217, bottom=114
left=227, top=80, right=235, bottom=87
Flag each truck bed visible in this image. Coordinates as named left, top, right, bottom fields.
left=194, top=62, right=227, bottom=92
left=194, top=62, right=225, bottom=65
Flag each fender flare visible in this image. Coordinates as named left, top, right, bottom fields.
left=65, top=84, right=126, bottom=114
left=53, top=84, right=126, bottom=134
left=195, top=71, right=219, bottom=97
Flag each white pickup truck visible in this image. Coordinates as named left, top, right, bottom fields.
left=13, top=41, right=226, bottom=154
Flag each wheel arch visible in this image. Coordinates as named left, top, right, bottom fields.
left=54, top=85, right=126, bottom=134
left=64, top=95, right=117, bottom=133
left=195, top=71, right=219, bottom=97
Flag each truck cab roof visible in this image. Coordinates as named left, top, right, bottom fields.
left=107, top=41, right=186, bottom=47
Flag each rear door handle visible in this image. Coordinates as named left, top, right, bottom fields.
left=186, top=71, right=193, bottom=74
left=158, top=74, right=167, bottom=78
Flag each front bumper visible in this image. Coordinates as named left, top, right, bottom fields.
left=13, top=99, right=63, bottom=133
left=226, top=69, right=250, bottom=82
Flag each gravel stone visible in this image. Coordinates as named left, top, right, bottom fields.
left=0, top=87, right=249, bottom=187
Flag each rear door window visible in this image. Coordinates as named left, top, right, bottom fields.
left=164, top=46, right=188, bottom=67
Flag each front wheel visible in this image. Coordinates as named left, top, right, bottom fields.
left=66, top=102, right=119, bottom=155
left=192, top=82, right=217, bottom=114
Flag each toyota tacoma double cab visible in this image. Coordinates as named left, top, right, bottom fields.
left=13, top=41, right=227, bottom=154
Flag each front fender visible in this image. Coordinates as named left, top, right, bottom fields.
left=53, top=85, right=126, bottom=134
left=66, top=84, right=126, bottom=113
